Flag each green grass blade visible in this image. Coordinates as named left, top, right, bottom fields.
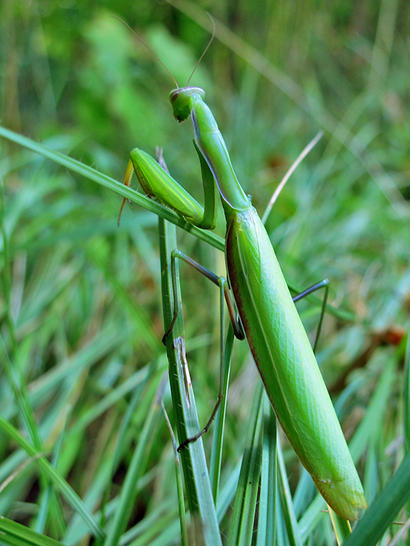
left=227, top=384, right=263, bottom=546
left=0, top=126, right=353, bottom=324
left=0, top=418, right=104, bottom=541
left=158, top=217, right=221, bottom=545
left=96, top=363, right=165, bottom=533
left=215, top=462, right=241, bottom=522
left=210, top=325, right=234, bottom=501
left=117, top=499, right=177, bottom=545
left=173, top=442, right=189, bottom=546
left=277, top=438, right=302, bottom=546
left=343, top=453, right=410, bottom=546
left=404, top=332, right=409, bottom=453
left=104, top=377, right=164, bottom=546
left=34, top=409, right=70, bottom=535
left=349, top=360, right=395, bottom=462
left=0, top=516, right=62, bottom=546
left=28, top=325, right=129, bottom=406
left=162, top=405, right=189, bottom=546
left=257, top=395, right=278, bottom=546
left=0, top=341, right=42, bottom=455
left=0, top=125, right=224, bottom=252
left=70, top=361, right=166, bottom=436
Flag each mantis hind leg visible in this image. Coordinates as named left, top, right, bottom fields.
left=166, top=255, right=330, bottom=449
left=163, top=249, right=244, bottom=345
left=292, top=279, right=330, bottom=353
left=164, top=249, right=242, bottom=452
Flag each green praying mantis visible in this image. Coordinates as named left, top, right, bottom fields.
left=118, top=56, right=367, bottom=521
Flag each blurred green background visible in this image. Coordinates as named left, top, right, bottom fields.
left=0, top=0, right=408, bottom=544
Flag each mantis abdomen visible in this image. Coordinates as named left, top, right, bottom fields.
left=226, top=206, right=366, bottom=520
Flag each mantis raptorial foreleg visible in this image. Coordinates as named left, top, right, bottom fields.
left=292, top=278, right=329, bottom=352
left=166, top=252, right=330, bottom=351
left=163, top=249, right=244, bottom=344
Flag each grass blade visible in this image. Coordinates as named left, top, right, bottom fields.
left=0, top=516, right=62, bottom=546
left=404, top=333, right=409, bottom=453
left=257, top=395, right=278, bottom=546
left=277, top=439, right=302, bottom=546
left=158, top=216, right=221, bottom=545
left=227, top=384, right=263, bottom=546
left=0, top=126, right=352, bottom=324
left=0, top=418, right=104, bottom=541
left=343, top=453, right=410, bottom=546
left=0, top=125, right=224, bottom=252
left=104, top=378, right=165, bottom=546
left=210, top=325, right=234, bottom=501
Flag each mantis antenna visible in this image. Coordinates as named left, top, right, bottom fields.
left=112, top=15, right=179, bottom=88
left=185, top=13, right=215, bottom=86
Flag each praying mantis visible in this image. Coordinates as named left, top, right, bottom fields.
left=119, top=77, right=367, bottom=520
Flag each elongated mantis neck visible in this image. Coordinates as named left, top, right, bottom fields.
left=169, top=87, right=250, bottom=215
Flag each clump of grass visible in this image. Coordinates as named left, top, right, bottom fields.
left=0, top=1, right=409, bottom=544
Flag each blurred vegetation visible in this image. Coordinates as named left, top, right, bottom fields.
left=0, top=0, right=409, bottom=544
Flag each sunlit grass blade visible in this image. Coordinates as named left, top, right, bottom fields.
left=158, top=217, right=221, bottom=545
left=0, top=125, right=224, bottom=252
left=277, top=439, right=302, bottom=546
left=343, top=453, right=410, bottom=546
left=0, top=126, right=353, bottom=324
left=104, top=376, right=165, bottom=546
left=256, top=395, right=278, bottom=546
left=227, top=384, right=263, bottom=546
left=0, top=418, right=104, bottom=541
left=0, top=516, right=63, bottom=546
left=210, top=325, right=234, bottom=501
left=404, top=333, right=409, bottom=452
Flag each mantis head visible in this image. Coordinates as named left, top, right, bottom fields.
left=169, top=87, right=206, bottom=122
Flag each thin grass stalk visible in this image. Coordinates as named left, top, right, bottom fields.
left=257, top=394, right=278, bottom=546
left=158, top=216, right=221, bottom=545
left=103, top=376, right=164, bottom=546
left=227, top=383, right=264, bottom=546
left=162, top=403, right=189, bottom=546
left=209, top=324, right=234, bottom=501
left=328, top=509, right=351, bottom=545
left=0, top=516, right=63, bottom=546
left=0, top=417, right=104, bottom=541
left=34, top=408, right=70, bottom=535
left=343, top=453, right=410, bottom=546
left=277, top=436, right=302, bottom=546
